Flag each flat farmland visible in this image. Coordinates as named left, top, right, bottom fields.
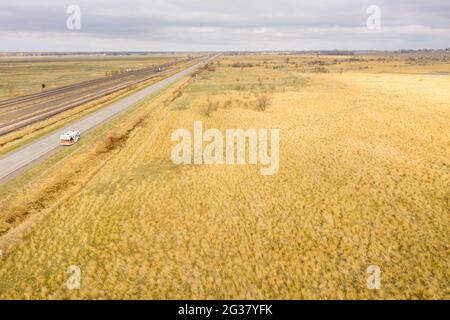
left=0, top=55, right=197, bottom=155
left=0, top=53, right=448, bottom=299
left=0, top=54, right=188, bottom=100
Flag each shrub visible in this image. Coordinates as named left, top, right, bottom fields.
left=201, top=98, right=218, bottom=117
left=206, top=64, right=216, bottom=72
left=174, top=90, right=183, bottom=100
left=313, top=67, right=329, bottom=73
left=222, top=98, right=233, bottom=109
left=96, top=132, right=125, bottom=153
left=231, top=62, right=254, bottom=68
left=256, top=94, right=272, bottom=111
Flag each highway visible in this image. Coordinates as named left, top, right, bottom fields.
left=0, top=59, right=208, bottom=184
left=0, top=58, right=195, bottom=135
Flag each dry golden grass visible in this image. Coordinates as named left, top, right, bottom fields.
left=0, top=54, right=448, bottom=299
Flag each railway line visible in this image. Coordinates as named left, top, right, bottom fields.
left=0, top=58, right=196, bottom=136
left=0, top=60, right=182, bottom=108
left=0, top=59, right=210, bottom=184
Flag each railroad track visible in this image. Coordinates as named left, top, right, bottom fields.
left=0, top=58, right=197, bottom=136
left=0, top=59, right=211, bottom=185
left=0, top=60, right=188, bottom=109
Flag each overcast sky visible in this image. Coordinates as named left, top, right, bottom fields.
left=0, top=0, right=449, bottom=51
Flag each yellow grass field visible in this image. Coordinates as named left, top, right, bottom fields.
left=0, top=54, right=448, bottom=299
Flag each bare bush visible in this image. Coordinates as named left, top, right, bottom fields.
left=312, top=67, right=329, bottom=73
left=222, top=98, right=233, bottom=109
left=257, top=77, right=263, bottom=87
left=173, top=89, right=183, bottom=100
left=309, top=60, right=326, bottom=65
left=256, top=94, right=272, bottom=111
left=96, top=132, right=125, bottom=153
left=201, top=98, right=219, bottom=117
left=231, top=62, right=254, bottom=68
left=190, top=71, right=200, bottom=79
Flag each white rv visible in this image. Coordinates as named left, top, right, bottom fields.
left=60, top=130, right=80, bottom=146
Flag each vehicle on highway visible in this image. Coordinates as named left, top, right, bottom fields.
left=60, top=130, right=80, bottom=146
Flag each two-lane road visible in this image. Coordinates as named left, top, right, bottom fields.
left=0, top=59, right=209, bottom=184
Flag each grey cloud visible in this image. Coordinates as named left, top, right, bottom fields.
left=0, top=0, right=449, bottom=51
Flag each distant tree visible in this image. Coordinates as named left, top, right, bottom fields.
left=41, top=83, right=46, bottom=89
left=256, top=94, right=272, bottom=111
